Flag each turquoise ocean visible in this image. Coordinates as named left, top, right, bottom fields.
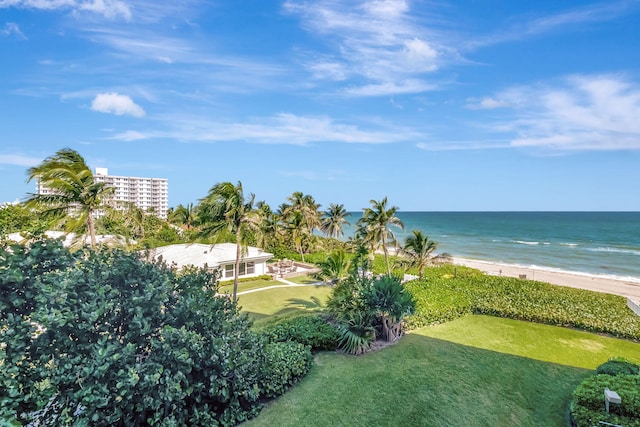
left=341, top=212, right=640, bottom=282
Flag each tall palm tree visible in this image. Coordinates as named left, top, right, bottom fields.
left=25, top=148, right=114, bottom=247
left=286, top=191, right=321, bottom=235
left=356, top=197, right=404, bottom=276
left=402, top=230, right=438, bottom=281
left=169, top=203, right=197, bottom=230
left=281, top=192, right=321, bottom=260
left=197, top=181, right=261, bottom=301
left=256, top=201, right=284, bottom=250
left=321, top=203, right=351, bottom=239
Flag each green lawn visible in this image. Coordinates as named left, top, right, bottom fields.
left=246, top=315, right=640, bottom=426
left=238, top=285, right=332, bottom=328
left=218, top=279, right=281, bottom=295
left=283, top=274, right=322, bottom=285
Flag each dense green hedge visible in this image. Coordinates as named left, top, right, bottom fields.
left=571, top=372, right=640, bottom=426
left=0, top=240, right=314, bottom=426
left=404, top=265, right=640, bottom=340
left=258, top=341, right=313, bottom=399
left=259, top=315, right=339, bottom=352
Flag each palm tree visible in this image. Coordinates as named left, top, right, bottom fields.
left=402, top=230, right=438, bottom=281
left=281, top=192, right=321, bottom=260
left=169, top=203, right=197, bottom=230
left=197, top=181, right=261, bottom=301
left=316, top=249, right=351, bottom=284
left=25, top=148, right=114, bottom=247
left=286, top=191, right=321, bottom=234
left=321, top=203, right=350, bottom=239
left=356, top=197, right=404, bottom=276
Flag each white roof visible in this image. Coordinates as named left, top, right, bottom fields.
left=150, top=243, right=273, bottom=270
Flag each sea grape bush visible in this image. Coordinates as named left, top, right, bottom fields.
left=259, top=315, right=340, bottom=351
left=0, top=239, right=309, bottom=426
left=596, top=358, right=640, bottom=376
left=571, top=373, right=640, bottom=426
left=404, top=265, right=640, bottom=340
left=258, top=341, right=313, bottom=398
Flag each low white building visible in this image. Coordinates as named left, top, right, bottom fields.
left=150, top=243, right=273, bottom=280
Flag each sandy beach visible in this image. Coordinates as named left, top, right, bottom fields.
left=453, top=257, right=640, bottom=302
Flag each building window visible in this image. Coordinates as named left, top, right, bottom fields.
left=246, top=262, right=255, bottom=275
left=225, top=264, right=234, bottom=278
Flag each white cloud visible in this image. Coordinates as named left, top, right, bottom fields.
left=91, top=92, right=145, bottom=117
left=0, top=153, right=41, bottom=166
left=109, top=113, right=423, bottom=145
left=479, top=75, right=640, bottom=151
left=0, top=0, right=131, bottom=20
left=345, top=79, right=438, bottom=97
left=467, top=0, right=640, bottom=49
left=77, top=0, right=131, bottom=20
left=284, top=0, right=451, bottom=96
left=1, top=22, right=26, bottom=38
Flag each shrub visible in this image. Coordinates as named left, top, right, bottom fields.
left=258, top=341, right=313, bottom=399
left=336, top=311, right=376, bottom=355
left=597, top=358, right=640, bottom=376
left=0, top=239, right=282, bottom=426
left=571, top=374, right=640, bottom=426
left=260, top=315, right=339, bottom=351
left=404, top=265, right=640, bottom=340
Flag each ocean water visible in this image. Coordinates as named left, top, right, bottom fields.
left=341, top=212, right=640, bottom=281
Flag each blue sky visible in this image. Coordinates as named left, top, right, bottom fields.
left=1, top=0, right=639, bottom=211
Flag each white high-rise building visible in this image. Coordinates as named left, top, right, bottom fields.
left=94, top=168, right=169, bottom=219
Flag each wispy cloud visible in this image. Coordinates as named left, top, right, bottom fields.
left=109, top=113, right=424, bottom=145
left=1, top=22, right=26, bottom=38
left=284, top=0, right=454, bottom=96
left=0, top=0, right=132, bottom=20
left=0, top=153, right=42, bottom=167
left=471, top=74, right=640, bottom=151
left=467, top=0, right=640, bottom=48
left=91, top=92, right=145, bottom=117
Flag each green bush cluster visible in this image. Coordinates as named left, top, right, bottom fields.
left=571, top=368, right=640, bottom=427
left=404, top=265, right=640, bottom=340
left=0, top=239, right=313, bottom=426
left=258, top=341, right=313, bottom=399
left=218, top=274, right=272, bottom=286
left=260, top=315, right=339, bottom=351
left=596, top=358, right=640, bottom=376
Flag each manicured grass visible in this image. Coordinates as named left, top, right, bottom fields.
left=283, top=274, right=322, bottom=285
left=238, top=285, right=332, bottom=328
left=246, top=315, right=640, bottom=426
left=418, top=315, right=640, bottom=369
left=218, top=279, right=280, bottom=295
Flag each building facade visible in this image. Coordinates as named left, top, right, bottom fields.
left=36, top=168, right=169, bottom=219
left=94, top=168, right=168, bottom=219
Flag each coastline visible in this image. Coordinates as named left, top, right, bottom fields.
left=452, top=257, right=640, bottom=301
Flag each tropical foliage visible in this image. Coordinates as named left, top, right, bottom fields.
left=401, top=230, right=439, bottom=280
left=0, top=239, right=309, bottom=426
left=356, top=197, right=404, bottom=275
left=25, top=148, right=114, bottom=247
left=197, top=181, right=261, bottom=301
left=571, top=359, right=640, bottom=427
left=314, top=249, right=352, bottom=284
left=259, top=315, right=340, bottom=352
left=320, top=203, right=350, bottom=239
left=404, top=264, right=640, bottom=340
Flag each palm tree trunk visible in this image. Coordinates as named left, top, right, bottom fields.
left=381, top=235, right=390, bottom=276
left=233, top=240, right=241, bottom=302
left=87, top=211, right=97, bottom=248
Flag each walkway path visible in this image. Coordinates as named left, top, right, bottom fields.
left=235, top=277, right=325, bottom=296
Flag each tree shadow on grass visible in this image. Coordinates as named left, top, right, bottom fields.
left=247, top=333, right=593, bottom=427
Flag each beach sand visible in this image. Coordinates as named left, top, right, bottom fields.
left=453, top=257, right=640, bottom=302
